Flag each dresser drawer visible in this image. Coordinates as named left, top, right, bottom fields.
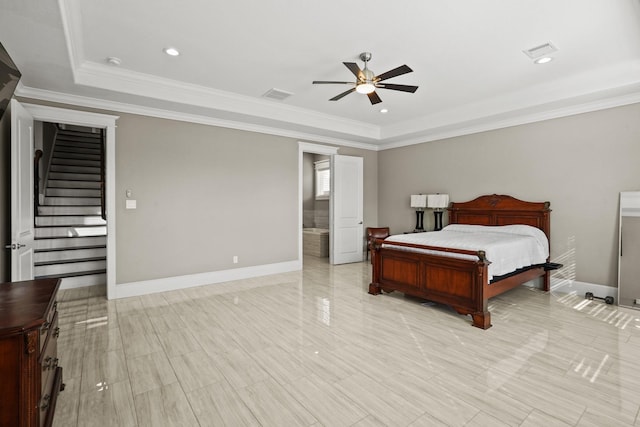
left=40, top=313, right=59, bottom=396
left=1, top=279, right=62, bottom=426
left=39, top=301, right=58, bottom=353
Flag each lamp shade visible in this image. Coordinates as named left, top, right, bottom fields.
left=410, top=194, right=427, bottom=208
left=427, top=194, right=449, bottom=209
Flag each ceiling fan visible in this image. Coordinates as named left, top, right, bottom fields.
left=312, top=52, right=418, bottom=105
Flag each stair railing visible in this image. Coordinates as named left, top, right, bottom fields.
left=100, top=128, right=106, bottom=220
left=34, top=149, right=43, bottom=222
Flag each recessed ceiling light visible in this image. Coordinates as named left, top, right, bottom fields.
left=380, top=108, right=389, bottom=114
left=163, top=47, right=180, bottom=56
left=534, top=56, right=553, bottom=64
left=106, top=57, right=121, bottom=66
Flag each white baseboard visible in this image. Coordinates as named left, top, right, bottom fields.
left=112, top=259, right=302, bottom=299
left=550, top=277, right=616, bottom=299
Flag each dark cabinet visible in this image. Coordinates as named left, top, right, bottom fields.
left=0, top=278, right=63, bottom=427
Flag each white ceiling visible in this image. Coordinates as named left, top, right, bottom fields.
left=2, top=0, right=640, bottom=150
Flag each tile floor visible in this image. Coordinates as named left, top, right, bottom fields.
left=52, top=257, right=640, bottom=427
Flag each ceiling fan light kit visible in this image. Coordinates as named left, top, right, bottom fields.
left=313, top=52, right=418, bottom=105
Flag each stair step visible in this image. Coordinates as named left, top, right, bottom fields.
left=51, top=152, right=101, bottom=161
left=45, top=188, right=101, bottom=197
left=36, top=215, right=106, bottom=226
left=56, top=132, right=102, bottom=141
left=47, top=180, right=101, bottom=189
left=35, top=225, right=107, bottom=238
left=43, top=196, right=101, bottom=206
left=34, top=236, right=107, bottom=250
left=35, top=255, right=105, bottom=267
left=38, top=205, right=102, bottom=215
left=51, top=158, right=101, bottom=167
left=34, top=259, right=106, bottom=276
left=48, top=172, right=101, bottom=181
left=35, top=249, right=106, bottom=265
left=36, top=268, right=106, bottom=281
left=56, top=138, right=102, bottom=147
left=50, top=164, right=101, bottom=174
left=55, top=145, right=102, bottom=155
left=59, top=273, right=106, bottom=288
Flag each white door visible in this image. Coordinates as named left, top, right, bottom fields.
left=330, top=155, right=363, bottom=264
left=9, top=99, right=35, bottom=281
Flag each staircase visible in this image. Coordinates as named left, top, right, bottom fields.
left=34, top=127, right=107, bottom=288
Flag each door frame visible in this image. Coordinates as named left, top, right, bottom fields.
left=298, top=142, right=338, bottom=264
left=21, top=103, right=118, bottom=299
left=9, top=99, right=35, bottom=281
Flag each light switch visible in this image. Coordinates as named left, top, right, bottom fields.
left=126, top=199, right=137, bottom=209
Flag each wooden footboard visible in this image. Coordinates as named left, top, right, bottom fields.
left=369, top=240, right=494, bottom=328
left=368, top=194, right=552, bottom=329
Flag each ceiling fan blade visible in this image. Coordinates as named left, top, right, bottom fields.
left=375, top=64, right=413, bottom=82
left=343, top=62, right=364, bottom=80
left=367, top=91, right=382, bottom=105
left=330, top=88, right=356, bottom=101
left=313, top=81, right=354, bottom=85
left=376, top=83, right=419, bottom=93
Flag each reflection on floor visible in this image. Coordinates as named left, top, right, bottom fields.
left=53, top=256, right=640, bottom=426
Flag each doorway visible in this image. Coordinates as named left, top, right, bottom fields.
left=302, top=152, right=330, bottom=259
left=299, top=143, right=338, bottom=264
left=19, top=103, right=117, bottom=299
left=298, top=142, right=364, bottom=265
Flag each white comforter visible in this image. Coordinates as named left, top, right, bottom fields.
left=382, top=224, right=549, bottom=281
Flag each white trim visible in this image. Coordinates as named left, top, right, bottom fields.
left=298, top=142, right=339, bottom=262
left=16, top=82, right=640, bottom=152
left=550, top=278, right=617, bottom=300
left=72, top=60, right=380, bottom=141
left=16, top=85, right=380, bottom=152
left=114, top=260, right=301, bottom=299
left=21, top=103, right=118, bottom=300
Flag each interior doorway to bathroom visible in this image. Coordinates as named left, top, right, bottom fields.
left=302, top=152, right=330, bottom=260
left=298, top=142, right=363, bottom=265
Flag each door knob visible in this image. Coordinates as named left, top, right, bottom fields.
left=4, top=243, right=26, bottom=250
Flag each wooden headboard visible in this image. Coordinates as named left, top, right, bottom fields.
left=448, top=194, right=551, bottom=239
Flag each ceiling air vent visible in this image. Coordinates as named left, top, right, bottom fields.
left=523, top=42, right=558, bottom=60
left=262, top=88, right=294, bottom=101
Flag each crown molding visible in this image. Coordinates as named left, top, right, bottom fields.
left=74, top=60, right=381, bottom=142
left=54, top=0, right=640, bottom=152
left=15, top=84, right=381, bottom=151
left=379, top=80, right=640, bottom=150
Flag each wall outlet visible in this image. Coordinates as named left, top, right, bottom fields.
left=233, top=256, right=238, bottom=264
left=635, top=299, right=640, bottom=305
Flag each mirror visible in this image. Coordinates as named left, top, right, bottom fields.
left=618, top=191, right=640, bottom=310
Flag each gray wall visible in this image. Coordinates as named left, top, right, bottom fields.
left=379, top=103, right=640, bottom=288
left=114, top=114, right=378, bottom=283
left=14, top=98, right=378, bottom=286
left=115, top=114, right=300, bottom=283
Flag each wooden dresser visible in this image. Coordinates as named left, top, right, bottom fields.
left=0, top=278, right=63, bottom=427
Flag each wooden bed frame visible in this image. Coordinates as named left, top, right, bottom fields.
left=368, top=194, right=551, bottom=329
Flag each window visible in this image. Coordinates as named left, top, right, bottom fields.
left=315, top=160, right=330, bottom=200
